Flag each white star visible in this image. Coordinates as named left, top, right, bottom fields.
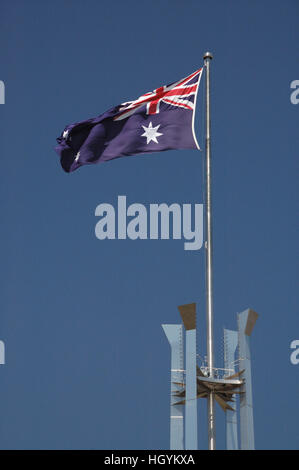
left=63, top=129, right=69, bottom=139
left=141, top=121, right=163, bottom=145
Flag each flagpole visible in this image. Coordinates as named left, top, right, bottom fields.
left=203, top=51, right=216, bottom=450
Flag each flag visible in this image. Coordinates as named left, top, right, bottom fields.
left=55, top=68, right=203, bottom=173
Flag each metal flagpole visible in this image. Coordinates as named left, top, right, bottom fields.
left=203, top=51, right=216, bottom=450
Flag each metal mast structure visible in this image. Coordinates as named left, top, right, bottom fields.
left=163, top=307, right=258, bottom=450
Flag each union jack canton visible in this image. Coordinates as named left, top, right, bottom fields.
left=55, top=68, right=203, bottom=173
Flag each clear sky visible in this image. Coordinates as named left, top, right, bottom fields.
left=0, top=0, right=298, bottom=450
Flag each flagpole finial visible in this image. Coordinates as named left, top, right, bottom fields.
left=203, top=51, right=213, bottom=60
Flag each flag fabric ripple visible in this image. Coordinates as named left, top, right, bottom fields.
left=55, top=68, right=203, bottom=173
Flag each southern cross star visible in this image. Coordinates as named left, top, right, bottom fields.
left=141, top=121, right=163, bottom=145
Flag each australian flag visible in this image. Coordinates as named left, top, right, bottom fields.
left=55, top=68, right=203, bottom=173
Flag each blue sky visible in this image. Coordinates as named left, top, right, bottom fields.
left=0, top=0, right=298, bottom=449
